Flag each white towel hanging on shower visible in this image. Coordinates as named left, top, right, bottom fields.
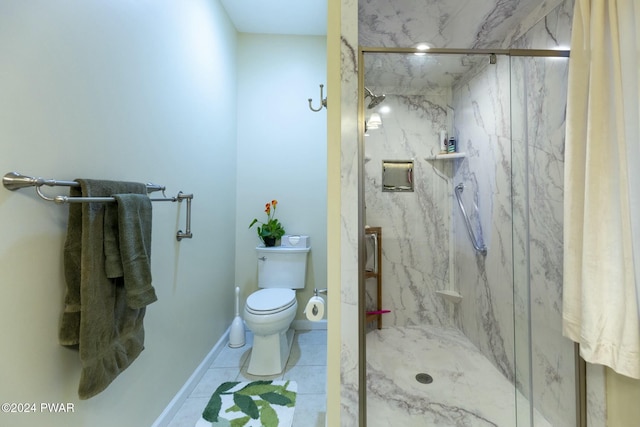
left=563, top=0, right=640, bottom=379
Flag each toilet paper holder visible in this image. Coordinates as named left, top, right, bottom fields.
left=313, top=288, right=327, bottom=297
left=310, top=289, right=328, bottom=315
left=305, top=289, right=327, bottom=320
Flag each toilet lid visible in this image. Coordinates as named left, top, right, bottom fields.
left=246, top=289, right=296, bottom=314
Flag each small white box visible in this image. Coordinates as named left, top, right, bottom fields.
left=280, top=235, right=310, bottom=248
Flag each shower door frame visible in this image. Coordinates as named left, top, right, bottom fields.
left=356, top=46, right=581, bottom=427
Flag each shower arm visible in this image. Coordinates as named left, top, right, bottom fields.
left=364, top=87, right=374, bottom=99
left=454, top=183, right=487, bottom=255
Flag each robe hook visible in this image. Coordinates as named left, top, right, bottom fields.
left=308, top=84, right=327, bottom=112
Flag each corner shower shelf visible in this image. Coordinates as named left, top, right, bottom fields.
left=425, top=152, right=467, bottom=160
left=435, top=290, right=463, bottom=304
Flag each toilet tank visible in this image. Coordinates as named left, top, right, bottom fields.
left=256, top=245, right=311, bottom=289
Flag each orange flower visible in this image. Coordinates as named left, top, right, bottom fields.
left=249, top=199, right=286, bottom=243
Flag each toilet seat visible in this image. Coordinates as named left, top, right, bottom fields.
left=245, top=289, right=296, bottom=315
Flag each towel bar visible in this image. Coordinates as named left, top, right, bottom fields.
left=3, top=171, right=194, bottom=241
left=176, top=192, right=193, bottom=241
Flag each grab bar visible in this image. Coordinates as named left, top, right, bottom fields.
left=454, top=183, right=487, bottom=255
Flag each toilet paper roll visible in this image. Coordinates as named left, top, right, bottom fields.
left=304, top=296, right=325, bottom=321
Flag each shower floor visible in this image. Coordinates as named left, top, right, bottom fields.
left=366, top=325, right=552, bottom=427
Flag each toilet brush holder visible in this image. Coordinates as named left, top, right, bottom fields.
left=229, top=286, right=245, bottom=348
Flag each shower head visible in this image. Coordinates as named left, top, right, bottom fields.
left=368, top=94, right=386, bottom=109
left=364, top=87, right=386, bottom=109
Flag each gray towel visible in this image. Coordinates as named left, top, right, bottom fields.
left=113, top=193, right=156, bottom=309
left=59, top=179, right=152, bottom=399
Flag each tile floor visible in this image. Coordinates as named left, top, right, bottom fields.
left=167, top=329, right=327, bottom=427
left=366, top=325, right=552, bottom=427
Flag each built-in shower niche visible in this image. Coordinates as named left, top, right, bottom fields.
left=382, top=160, right=413, bottom=192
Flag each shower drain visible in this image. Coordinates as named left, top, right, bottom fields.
left=415, top=373, right=433, bottom=384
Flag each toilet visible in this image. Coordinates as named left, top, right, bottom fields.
left=243, top=240, right=310, bottom=376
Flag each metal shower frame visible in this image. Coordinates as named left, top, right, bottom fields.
left=356, top=46, right=580, bottom=427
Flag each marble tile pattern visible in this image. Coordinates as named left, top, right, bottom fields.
left=451, top=55, right=515, bottom=384
left=166, top=330, right=327, bottom=427
left=364, top=53, right=488, bottom=94
left=364, top=89, right=454, bottom=329
left=366, top=325, right=552, bottom=427
left=358, top=0, right=566, bottom=97
left=358, top=0, right=565, bottom=49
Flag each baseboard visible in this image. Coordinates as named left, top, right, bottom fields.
left=151, top=326, right=230, bottom=427
left=292, top=319, right=327, bottom=330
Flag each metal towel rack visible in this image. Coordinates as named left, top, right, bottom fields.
left=454, top=183, right=487, bottom=255
left=3, top=171, right=193, bottom=241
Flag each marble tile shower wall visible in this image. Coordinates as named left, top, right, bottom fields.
left=364, top=91, right=454, bottom=328
left=358, top=0, right=554, bottom=49
left=451, top=57, right=515, bottom=384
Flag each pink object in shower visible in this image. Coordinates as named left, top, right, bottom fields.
left=366, top=310, right=391, bottom=315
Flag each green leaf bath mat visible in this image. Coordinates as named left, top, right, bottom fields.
left=196, top=380, right=297, bottom=427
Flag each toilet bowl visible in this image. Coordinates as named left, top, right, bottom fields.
left=243, top=242, right=310, bottom=376
left=244, top=288, right=298, bottom=375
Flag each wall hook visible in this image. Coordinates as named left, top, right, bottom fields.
left=308, top=84, right=327, bottom=112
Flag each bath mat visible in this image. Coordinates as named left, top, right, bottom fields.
left=195, top=380, right=297, bottom=427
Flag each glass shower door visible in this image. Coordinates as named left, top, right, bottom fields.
left=510, top=53, right=576, bottom=427
left=361, top=48, right=576, bottom=427
left=362, top=49, right=520, bottom=427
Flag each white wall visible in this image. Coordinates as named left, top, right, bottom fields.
left=235, top=33, right=327, bottom=320
left=0, top=1, right=237, bottom=426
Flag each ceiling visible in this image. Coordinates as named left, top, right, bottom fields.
left=219, top=0, right=327, bottom=36
left=359, top=0, right=556, bottom=92
left=219, top=0, right=559, bottom=92
left=364, top=52, right=491, bottom=93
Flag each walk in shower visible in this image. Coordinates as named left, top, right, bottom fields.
left=358, top=47, right=578, bottom=426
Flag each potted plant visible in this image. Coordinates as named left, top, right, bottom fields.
left=249, top=199, right=286, bottom=246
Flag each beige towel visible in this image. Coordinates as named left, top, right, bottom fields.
left=563, top=0, right=640, bottom=379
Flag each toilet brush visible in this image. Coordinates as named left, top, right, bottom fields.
left=228, top=286, right=245, bottom=348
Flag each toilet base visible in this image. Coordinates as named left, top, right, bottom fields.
left=247, top=328, right=294, bottom=376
